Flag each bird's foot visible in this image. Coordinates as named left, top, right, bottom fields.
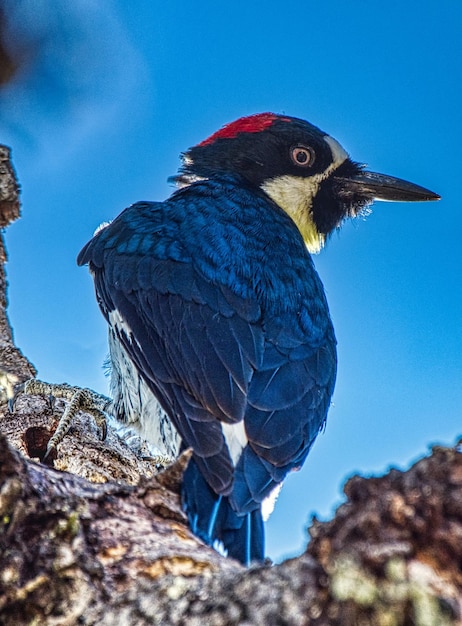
left=9, top=379, right=111, bottom=461
left=108, top=421, right=175, bottom=470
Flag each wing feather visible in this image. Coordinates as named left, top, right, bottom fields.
left=79, top=192, right=337, bottom=513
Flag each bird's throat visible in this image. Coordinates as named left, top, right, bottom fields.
left=261, top=175, right=326, bottom=253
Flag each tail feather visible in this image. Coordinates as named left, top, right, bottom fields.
left=182, top=459, right=264, bottom=565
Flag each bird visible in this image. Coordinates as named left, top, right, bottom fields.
left=77, top=113, right=439, bottom=565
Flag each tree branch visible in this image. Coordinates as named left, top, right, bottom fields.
left=0, top=144, right=461, bottom=625
left=0, top=145, right=36, bottom=396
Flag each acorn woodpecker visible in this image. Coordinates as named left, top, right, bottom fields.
left=77, top=113, right=439, bottom=565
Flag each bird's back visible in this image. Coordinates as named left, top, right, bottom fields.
left=78, top=175, right=337, bottom=563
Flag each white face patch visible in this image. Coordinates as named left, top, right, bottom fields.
left=261, top=134, right=348, bottom=254
left=261, top=176, right=326, bottom=253
left=325, top=135, right=349, bottom=168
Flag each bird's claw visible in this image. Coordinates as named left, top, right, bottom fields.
left=99, top=416, right=108, bottom=441
left=47, top=393, right=55, bottom=412
left=43, top=441, right=57, bottom=464
left=145, top=453, right=174, bottom=470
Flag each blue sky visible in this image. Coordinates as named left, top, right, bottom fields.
left=1, top=1, right=461, bottom=561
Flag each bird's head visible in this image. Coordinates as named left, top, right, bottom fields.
left=179, top=113, right=440, bottom=253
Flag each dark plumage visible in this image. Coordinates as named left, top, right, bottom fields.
left=78, top=113, right=439, bottom=564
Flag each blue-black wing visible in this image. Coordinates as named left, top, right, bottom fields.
left=78, top=181, right=337, bottom=562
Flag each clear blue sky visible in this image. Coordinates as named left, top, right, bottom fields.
left=1, top=1, right=460, bottom=561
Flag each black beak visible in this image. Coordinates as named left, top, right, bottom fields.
left=335, top=170, right=440, bottom=202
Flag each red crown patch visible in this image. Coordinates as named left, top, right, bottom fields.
left=198, top=113, right=290, bottom=147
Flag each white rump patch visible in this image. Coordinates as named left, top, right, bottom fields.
left=261, top=482, right=284, bottom=521
left=221, top=420, right=248, bottom=465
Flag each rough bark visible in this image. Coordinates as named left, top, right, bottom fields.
left=0, top=144, right=461, bottom=625
left=0, top=145, right=36, bottom=400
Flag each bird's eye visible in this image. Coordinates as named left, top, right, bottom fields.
left=290, top=145, right=315, bottom=167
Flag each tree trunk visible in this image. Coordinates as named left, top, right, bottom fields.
left=0, top=145, right=461, bottom=626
